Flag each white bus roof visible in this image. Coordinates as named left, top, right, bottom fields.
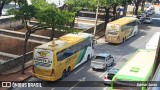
left=146, top=32, right=160, bottom=50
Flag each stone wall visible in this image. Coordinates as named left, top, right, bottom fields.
left=0, top=36, right=41, bottom=55
left=0, top=51, right=33, bottom=73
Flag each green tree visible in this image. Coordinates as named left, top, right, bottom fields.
left=121, top=0, right=132, bottom=16
left=65, top=0, right=96, bottom=28
left=33, top=0, right=74, bottom=40
left=141, top=0, right=146, bottom=11
left=0, top=0, right=12, bottom=16
left=99, top=0, right=114, bottom=28
left=134, top=0, right=142, bottom=15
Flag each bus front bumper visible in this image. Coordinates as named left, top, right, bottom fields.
left=105, top=38, right=121, bottom=44
left=33, top=73, right=58, bottom=81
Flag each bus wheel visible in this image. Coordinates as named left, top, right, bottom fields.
left=66, top=67, right=71, bottom=77
left=61, top=70, right=66, bottom=80
left=123, top=38, right=125, bottom=43
left=87, top=55, right=91, bottom=60
left=134, top=32, right=137, bottom=36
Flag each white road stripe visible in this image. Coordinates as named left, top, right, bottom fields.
left=51, top=88, right=55, bottom=90
left=145, top=38, right=150, bottom=42
left=120, top=56, right=126, bottom=61
left=68, top=81, right=81, bottom=90
left=99, top=71, right=107, bottom=78
left=103, top=87, right=109, bottom=90
left=74, top=67, right=84, bottom=74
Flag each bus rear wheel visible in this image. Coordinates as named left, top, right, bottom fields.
left=61, top=70, right=66, bottom=80
left=66, top=67, right=71, bottom=77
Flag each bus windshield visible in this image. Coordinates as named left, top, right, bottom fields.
left=107, top=24, right=119, bottom=35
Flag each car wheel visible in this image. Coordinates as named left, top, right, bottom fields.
left=111, top=59, right=114, bottom=66
left=104, top=65, right=108, bottom=71
left=92, top=68, right=96, bottom=71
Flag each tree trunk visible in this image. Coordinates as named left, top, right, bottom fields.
left=113, top=4, right=117, bottom=20
left=104, top=8, right=110, bottom=29
left=123, top=2, right=128, bottom=17
left=50, top=26, right=55, bottom=41
left=135, top=0, right=141, bottom=15
left=21, top=30, right=30, bottom=74
left=141, top=0, right=146, bottom=11
left=70, top=11, right=79, bottom=29
left=0, top=0, right=6, bottom=17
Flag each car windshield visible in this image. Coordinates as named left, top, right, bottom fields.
left=95, top=56, right=105, bottom=60
left=107, top=74, right=115, bottom=80
left=144, top=18, right=150, bottom=20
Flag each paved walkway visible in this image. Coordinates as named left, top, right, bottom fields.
left=0, top=61, right=32, bottom=90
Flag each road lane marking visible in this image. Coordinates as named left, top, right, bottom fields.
left=74, top=67, right=84, bottom=74
left=68, top=81, right=81, bottom=90
left=145, top=38, right=150, bottom=42
left=51, top=88, right=55, bottom=90
left=99, top=71, right=107, bottom=78
left=120, top=56, right=126, bottom=61
left=103, top=87, right=109, bottom=90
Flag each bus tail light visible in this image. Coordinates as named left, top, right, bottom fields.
left=50, top=69, right=55, bottom=76
left=102, top=64, right=105, bottom=67
left=104, top=76, right=107, bottom=79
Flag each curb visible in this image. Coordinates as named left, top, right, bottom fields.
left=7, top=75, right=32, bottom=90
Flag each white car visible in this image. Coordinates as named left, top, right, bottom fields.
left=143, top=17, right=152, bottom=23
left=1, top=9, right=8, bottom=16
left=91, top=53, right=114, bottom=71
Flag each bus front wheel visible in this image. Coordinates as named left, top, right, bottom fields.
left=87, top=55, right=91, bottom=60
left=123, top=38, right=125, bottom=43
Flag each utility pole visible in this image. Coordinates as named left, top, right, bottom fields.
left=152, top=36, right=160, bottom=78
left=93, top=0, right=99, bottom=36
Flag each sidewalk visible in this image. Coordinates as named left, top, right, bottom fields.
left=0, top=61, right=33, bottom=90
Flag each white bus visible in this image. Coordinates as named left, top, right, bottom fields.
left=146, top=32, right=160, bottom=50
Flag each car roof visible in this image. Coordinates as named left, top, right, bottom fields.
left=95, top=53, right=110, bottom=57
left=108, top=68, right=119, bottom=74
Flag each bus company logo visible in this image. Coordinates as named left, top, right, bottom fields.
left=2, top=82, right=11, bottom=87
left=38, top=51, right=48, bottom=57
left=111, top=25, right=116, bottom=29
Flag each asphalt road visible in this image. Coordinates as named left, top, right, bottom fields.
left=12, top=7, right=160, bottom=90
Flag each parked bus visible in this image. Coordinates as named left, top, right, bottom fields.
left=33, top=33, right=94, bottom=81
left=146, top=32, right=160, bottom=50
left=110, top=49, right=156, bottom=90
left=105, top=17, right=140, bottom=44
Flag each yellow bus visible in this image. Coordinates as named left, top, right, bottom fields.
left=110, top=49, right=156, bottom=90
left=105, top=17, right=140, bottom=44
left=32, top=33, right=94, bottom=81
